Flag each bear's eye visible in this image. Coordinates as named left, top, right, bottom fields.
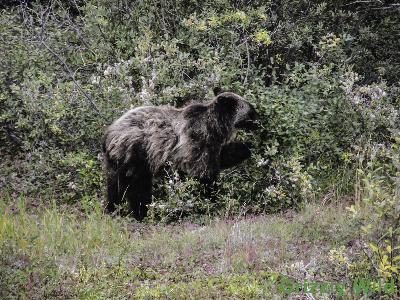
left=189, top=130, right=202, bottom=140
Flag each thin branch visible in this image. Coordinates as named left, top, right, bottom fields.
left=19, top=1, right=101, bottom=115
left=2, top=126, right=23, bottom=146
left=41, top=40, right=101, bottom=115
left=369, top=4, right=400, bottom=11
left=341, top=0, right=382, bottom=7
left=243, top=37, right=251, bottom=85
left=55, top=0, right=97, bottom=58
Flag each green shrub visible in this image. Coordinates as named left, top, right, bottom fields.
left=0, top=0, right=399, bottom=220
left=328, top=133, right=400, bottom=293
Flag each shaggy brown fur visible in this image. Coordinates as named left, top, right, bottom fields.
left=102, top=92, right=257, bottom=220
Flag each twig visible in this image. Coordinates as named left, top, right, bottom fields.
left=2, top=126, right=23, bottom=146
left=41, top=40, right=101, bottom=115
left=19, top=1, right=101, bottom=115
left=341, top=0, right=382, bottom=7
left=369, top=5, right=400, bottom=11
left=243, top=37, right=251, bottom=85
left=55, top=0, right=97, bottom=58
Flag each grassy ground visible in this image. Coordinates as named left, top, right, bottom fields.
left=0, top=196, right=386, bottom=299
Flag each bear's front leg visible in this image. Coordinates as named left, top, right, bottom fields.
left=220, top=141, right=252, bottom=169
left=199, top=175, right=219, bottom=203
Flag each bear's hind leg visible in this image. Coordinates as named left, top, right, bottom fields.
left=106, top=172, right=119, bottom=213
left=127, top=170, right=153, bottom=221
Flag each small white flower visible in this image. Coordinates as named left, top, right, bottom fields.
left=104, top=66, right=114, bottom=76
left=91, top=76, right=100, bottom=85
left=257, top=159, right=269, bottom=167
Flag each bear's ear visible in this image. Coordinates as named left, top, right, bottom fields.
left=213, top=86, right=225, bottom=96
left=215, top=92, right=238, bottom=115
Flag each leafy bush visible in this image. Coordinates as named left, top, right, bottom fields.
left=327, top=133, right=400, bottom=293
left=0, top=0, right=399, bottom=220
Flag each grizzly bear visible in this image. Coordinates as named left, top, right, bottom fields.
left=102, top=92, right=258, bottom=220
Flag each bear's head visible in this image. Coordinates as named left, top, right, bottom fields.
left=214, top=92, right=258, bottom=132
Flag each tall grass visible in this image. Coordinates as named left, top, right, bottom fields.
left=0, top=195, right=362, bottom=299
